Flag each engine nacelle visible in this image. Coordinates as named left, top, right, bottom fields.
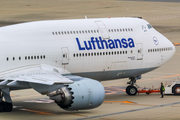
left=48, top=78, right=105, bottom=110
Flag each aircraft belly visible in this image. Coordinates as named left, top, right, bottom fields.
left=70, top=67, right=158, bottom=81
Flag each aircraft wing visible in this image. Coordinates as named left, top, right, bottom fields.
left=0, top=64, right=73, bottom=88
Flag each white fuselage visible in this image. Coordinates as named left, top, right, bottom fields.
left=0, top=17, right=175, bottom=81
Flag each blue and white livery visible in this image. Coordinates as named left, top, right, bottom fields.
left=0, top=17, right=175, bottom=112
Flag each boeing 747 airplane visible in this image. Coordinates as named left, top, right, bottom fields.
left=0, top=17, right=175, bottom=112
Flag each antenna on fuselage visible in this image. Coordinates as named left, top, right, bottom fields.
left=85, top=15, right=87, bottom=19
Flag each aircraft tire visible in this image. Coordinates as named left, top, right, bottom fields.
left=3, top=102, right=13, bottom=112
left=126, top=86, right=137, bottom=96
left=173, top=85, right=180, bottom=95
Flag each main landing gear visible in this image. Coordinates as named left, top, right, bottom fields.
left=126, top=75, right=141, bottom=96
left=0, top=88, right=13, bottom=112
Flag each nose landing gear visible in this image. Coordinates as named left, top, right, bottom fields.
left=126, top=75, right=141, bottom=96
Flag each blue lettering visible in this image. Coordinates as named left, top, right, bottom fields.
left=108, top=39, right=115, bottom=49
left=84, top=41, right=92, bottom=50
left=76, top=37, right=135, bottom=50
left=99, top=37, right=108, bottom=49
left=76, top=38, right=85, bottom=50
left=91, top=37, right=96, bottom=49
left=128, top=38, right=135, bottom=48
left=121, top=38, right=128, bottom=48
left=114, top=39, right=122, bottom=48
left=95, top=37, right=102, bottom=49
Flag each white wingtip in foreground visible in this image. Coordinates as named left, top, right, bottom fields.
left=0, top=17, right=175, bottom=112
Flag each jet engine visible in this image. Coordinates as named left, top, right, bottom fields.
left=47, top=78, right=105, bottom=111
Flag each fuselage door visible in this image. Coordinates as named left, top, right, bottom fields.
left=137, top=43, right=143, bottom=60
left=61, top=47, right=69, bottom=65
left=95, top=21, right=110, bottom=39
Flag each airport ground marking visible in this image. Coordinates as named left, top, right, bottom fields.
left=104, top=101, right=134, bottom=104
left=76, top=102, right=180, bottom=120
left=104, top=101, right=158, bottom=107
left=20, top=108, right=55, bottom=115
left=66, top=113, right=88, bottom=117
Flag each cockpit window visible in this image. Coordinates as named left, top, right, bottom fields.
left=147, top=24, right=153, bottom=29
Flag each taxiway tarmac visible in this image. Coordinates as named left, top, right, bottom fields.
left=0, top=0, right=180, bottom=119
